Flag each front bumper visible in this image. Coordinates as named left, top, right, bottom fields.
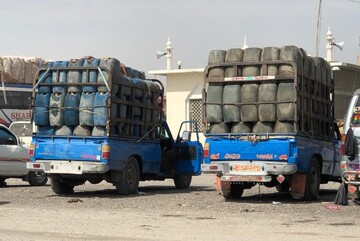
left=27, top=161, right=109, bottom=175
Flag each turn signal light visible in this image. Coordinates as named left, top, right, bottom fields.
left=102, top=144, right=110, bottom=159
left=29, top=143, right=35, bottom=157
left=204, top=143, right=209, bottom=158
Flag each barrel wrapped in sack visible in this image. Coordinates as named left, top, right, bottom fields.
left=94, top=92, right=108, bottom=126
left=64, top=92, right=81, bottom=126
left=34, top=93, right=51, bottom=126
left=79, top=92, right=95, bottom=126
left=208, top=50, right=226, bottom=77
left=97, top=57, right=121, bottom=93
left=277, top=83, right=296, bottom=121
left=206, top=83, right=223, bottom=123
left=52, top=61, right=69, bottom=93
left=38, top=61, right=54, bottom=93
left=49, top=93, right=66, bottom=126
left=67, top=58, right=84, bottom=93
left=243, top=48, right=262, bottom=76
left=82, top=57, right=100, bottom=92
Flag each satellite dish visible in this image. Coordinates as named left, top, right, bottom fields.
left=332, top=41, right=344, bottom=50
left=156, top=51, right=167, bottom=59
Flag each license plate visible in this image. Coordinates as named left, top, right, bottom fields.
left=233, top=164, right=261, bottom=172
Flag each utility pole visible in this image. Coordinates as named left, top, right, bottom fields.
left=316, top=0, right=322, bottom=57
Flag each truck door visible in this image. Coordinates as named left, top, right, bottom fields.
left=173, top=121, right=203, bottom=175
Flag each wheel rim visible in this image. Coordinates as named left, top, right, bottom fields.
left=34, top=171, right=47, bottom=183
left=126, top=161, right=138, bottom=188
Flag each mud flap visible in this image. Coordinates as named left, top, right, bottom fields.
left=290, top=173, right=307, bottom=200
left=216, top=175, right=230, bottom=196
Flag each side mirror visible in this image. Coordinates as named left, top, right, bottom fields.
left=181, top=131, right=191, bottom=142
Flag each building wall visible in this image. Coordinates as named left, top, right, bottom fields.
left=333, top=66, right=360, bottom=119
left=165, top=72, right=206, bottom=143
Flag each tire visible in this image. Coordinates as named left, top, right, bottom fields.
left=276, top=182, right=291, bottom=192
left=303, top=157, right=320, bottom=201
left=174, top=175, right=192, bottom=189
left=223, top=84, right=241, bottom=122
left=223, top=184, right=244, bottom=199
left=261, top=47, right=280, bottom=75
left=243, top=48, right=262, bottom=76
left=115, top=156, right=140, bottom=195
left=28, top=171, right=48, bottom=186
left=51, top=178, right=74, bottom=195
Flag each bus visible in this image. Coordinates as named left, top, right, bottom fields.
left=0, top=83, right=32, bottom=125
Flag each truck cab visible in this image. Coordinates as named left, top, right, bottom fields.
left=341, top=89, right=360, bottom=198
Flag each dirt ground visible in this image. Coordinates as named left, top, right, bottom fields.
left=1, top=174, right=360, bottom=241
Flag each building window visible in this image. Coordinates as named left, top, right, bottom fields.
left=190, top=99, right=203, bottom=132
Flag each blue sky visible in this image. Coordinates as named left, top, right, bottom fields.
left=0, top=0, right=359, bottom=74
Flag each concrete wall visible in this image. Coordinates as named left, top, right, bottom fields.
left=333, top=65, right=360, bottom=119
left=164, top=71, right=206, bottom=143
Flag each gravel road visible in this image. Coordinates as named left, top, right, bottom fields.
left=1, top=174, right=359, bottom=241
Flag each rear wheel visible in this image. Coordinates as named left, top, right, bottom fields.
left=174, top=175, right=192, bottom=189
left=28, top=171, right=48, bottom=186
left=276, top=182, right=291, bottom=192
left=223, top=183, right=244, bottom=199
left=51, top=178, right=74, bottom=195
left=303, top=158, right=320, bottom=201
left=115, top=156, right=140, bottom=195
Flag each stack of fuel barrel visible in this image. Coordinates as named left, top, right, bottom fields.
left=33, top=57, right=163, bottom=139
left=205, top=45, right=333, bottom=138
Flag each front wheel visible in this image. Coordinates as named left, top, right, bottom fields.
left=51, top=178, right=74, bottom=195
left=28, top=171, right=48, bottom=186
left=115, top=156, right=140, bottom=195
left=303, top=157, right=320, bottom=201
left=174, top=175, right=192, bottom=189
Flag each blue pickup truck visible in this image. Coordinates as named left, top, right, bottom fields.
left=201, top=46, right=341, bottom=200
left=27, top=57, right=202, bottom=195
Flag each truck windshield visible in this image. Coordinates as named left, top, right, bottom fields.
left=351, top=97, right=360, bottom=125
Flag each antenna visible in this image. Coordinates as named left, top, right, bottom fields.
left=316, top=0, right=322, bottom=57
